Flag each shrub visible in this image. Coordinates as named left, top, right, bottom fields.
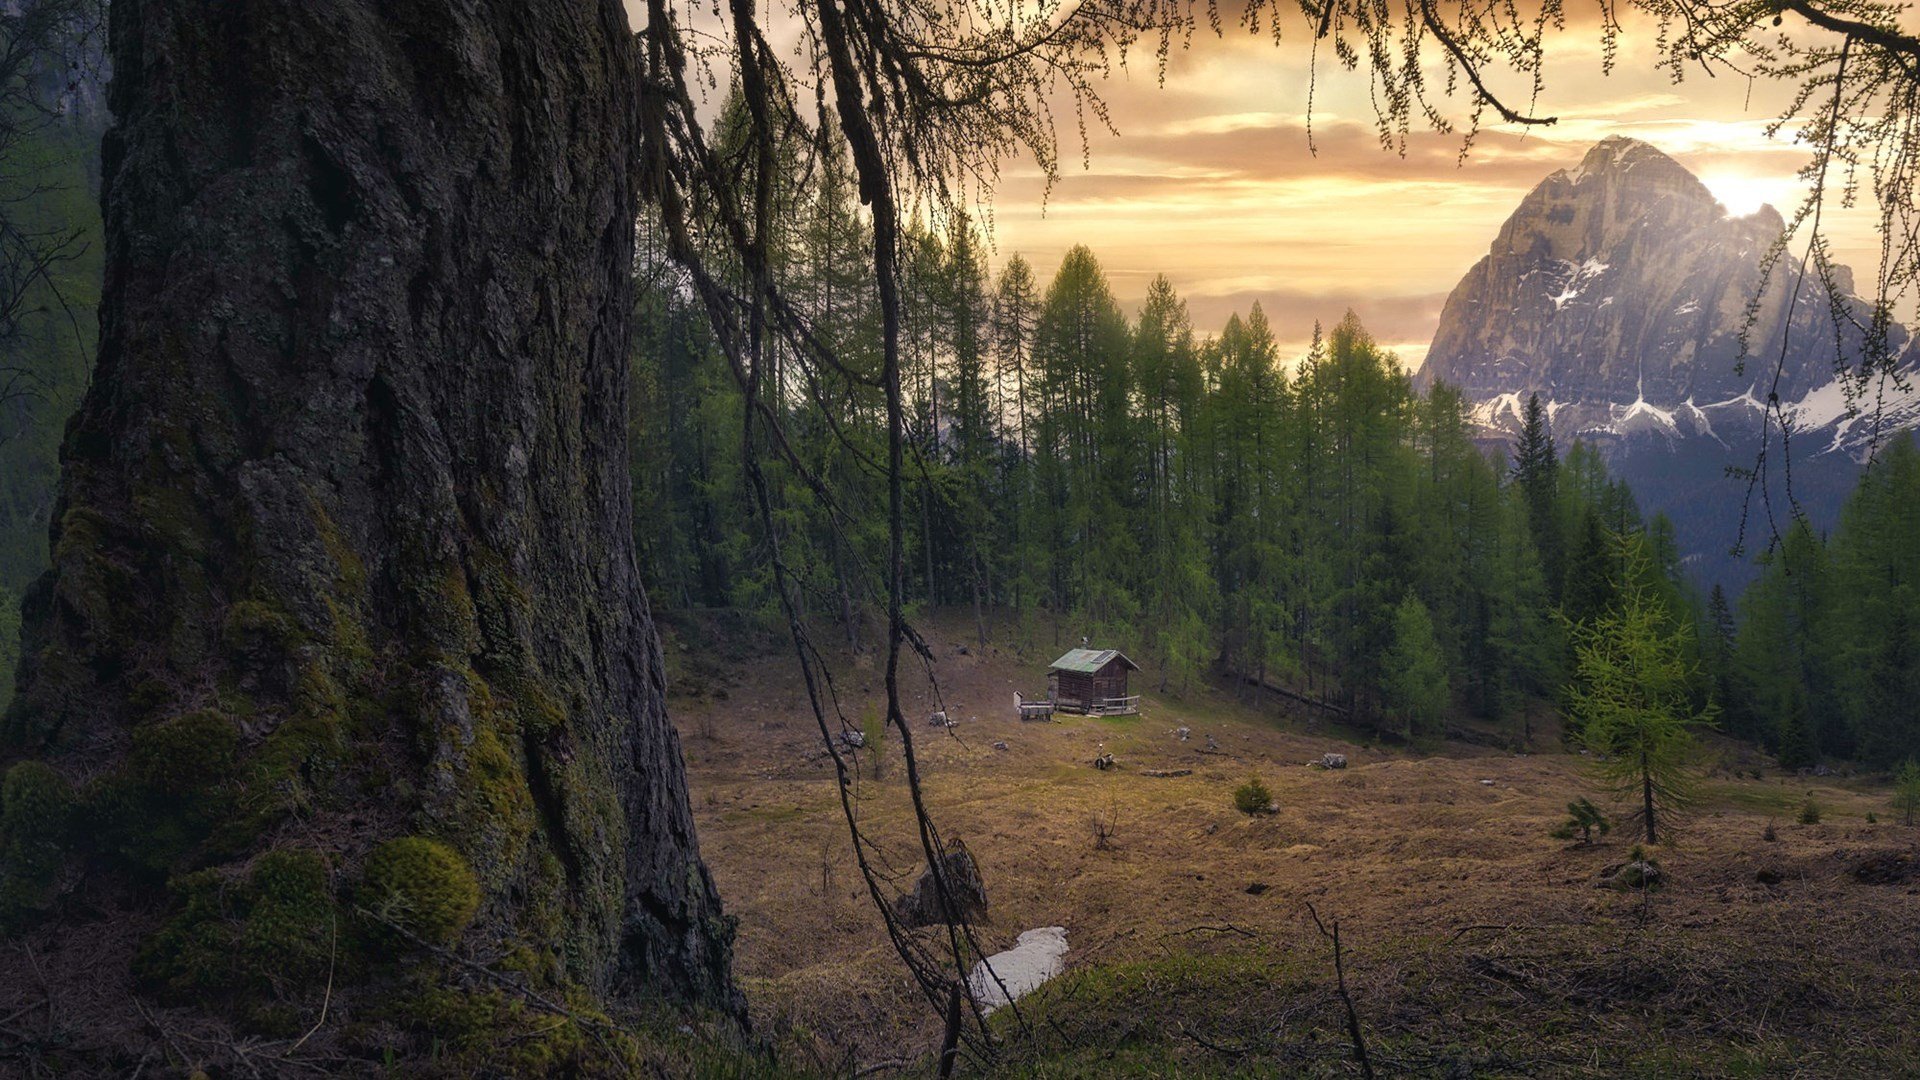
left=1895, top=760, right=1920, bottom=827
left=1233, top=776, right=1272, bottom=815
left=1089, top=800, right=1119, bottom=850
left=0, top=761, right=74, bottom=927
left=359, top=836, right=480, bottom=945
left=1798, top=799, right=1822, bottom=826
left=1550, top=797, right=1611, bottom=844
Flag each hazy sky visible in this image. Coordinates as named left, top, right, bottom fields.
left=979, top=13, right=1890, bottom=367
left=635, top=2, right=1892, bottom=367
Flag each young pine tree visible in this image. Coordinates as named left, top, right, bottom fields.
left=1381, top=593, right=1450, bottom=740
left=1895, top=760, right=1920, bottom=826
left=1565, top=537, right=1718, bottom=844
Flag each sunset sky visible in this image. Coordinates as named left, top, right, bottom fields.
left=980, top=14, right=1895, bottom=367
left=640, top=1, right=1894, bottom=368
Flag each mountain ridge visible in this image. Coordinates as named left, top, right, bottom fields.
left=1419, top=135, right=1920, bottom=587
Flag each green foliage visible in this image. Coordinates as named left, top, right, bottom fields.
left=358, top=836, right=480, bottom=946
left=628, top=204, right=1690, bottom=742
left=1381, top=594, right=1450, bottom=739
left=1896, top=760, right=1920, bottom=826
left=1798, top=798, right=1822, bottom=825
left=1565, top=536, right=1716, bottom=844
left=1512, top=391, right=1562, bottom=593
left=1727, top=437, right=1920, bottom=768
left=1232, top=775, right=1272, bottom=815
left=0, top=760, right=73, bottom=928
left=1550, top=797, right=1611, bottom=844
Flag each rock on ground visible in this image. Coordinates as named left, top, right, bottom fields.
left=969, top=927, right=1069, bottom=1013
left=894, top=840, right=989, bottom=928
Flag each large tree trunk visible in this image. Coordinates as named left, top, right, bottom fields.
left=1, top=0, right=737, bottom=1061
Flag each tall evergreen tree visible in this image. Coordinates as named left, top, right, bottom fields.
left=991, top=255, right=1042, bottom=617
left=1033, top=246, right=1135, bottom=635
left=1134, top=275, right=1214, bottom=691
left=4, top=1, right=741, bottom=1060
left=1511, top=391, right=1562, bottom=595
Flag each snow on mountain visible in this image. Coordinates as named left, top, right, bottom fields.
left=1419, top=136, right=1920, bottom=588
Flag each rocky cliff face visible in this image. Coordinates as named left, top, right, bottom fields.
left=1422, top=136, right=1920, bottom=587
left=1423, top=135, right=1917, bottom=456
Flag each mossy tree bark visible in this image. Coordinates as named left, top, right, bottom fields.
left=0, top=0, right=738, bottom=1052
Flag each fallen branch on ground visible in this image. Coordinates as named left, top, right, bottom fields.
left=1305, top=902, right=1375, bottom=1080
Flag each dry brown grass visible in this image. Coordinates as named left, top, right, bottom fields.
left=670, top=613, right=1920, bottom=1075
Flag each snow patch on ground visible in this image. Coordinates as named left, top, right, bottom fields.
left=969, top=927, right=1069, bottom=1014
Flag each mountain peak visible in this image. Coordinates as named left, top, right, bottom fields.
left=1573, top=134, right=1659, bottom=171
left=1424, top=136, right=1903, bottom=412
left=1549, top=136, right=1713, bottom=204
left=1420, top=137, right=1920, bottom=591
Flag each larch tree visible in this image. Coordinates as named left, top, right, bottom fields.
left=0, top=0, right=736, bottom=1070
left=1567, top=538, right=1718, bottom=844
left=1381, top=593, right=1450, bottom=740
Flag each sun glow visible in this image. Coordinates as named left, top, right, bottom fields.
left=1697, top=170, right=1798, bottom=220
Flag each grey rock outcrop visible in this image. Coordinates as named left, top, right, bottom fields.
left=895, top=839, right=990, bottom=928
left=1421, top=137, right=1920, bottom=587
left=1423, top=136, right=1914, bottom=442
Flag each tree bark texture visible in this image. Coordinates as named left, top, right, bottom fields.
left=2, top=0, right=737, bottom=1033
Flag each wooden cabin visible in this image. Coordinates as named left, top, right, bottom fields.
left=1045, top=648, right=1141, bottom=716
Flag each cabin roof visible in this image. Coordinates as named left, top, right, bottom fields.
left=1047, top=648, right=1139, bottom=674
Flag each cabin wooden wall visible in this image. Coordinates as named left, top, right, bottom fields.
left=1054, top=671, right=1095, bottom=708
